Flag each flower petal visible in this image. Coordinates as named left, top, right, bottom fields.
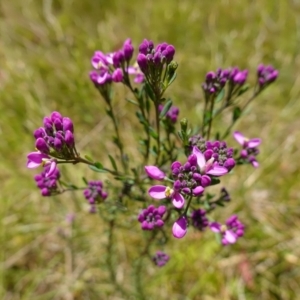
left=148, top=185, right=167, bottom=199
left=172, top=217, right=188, bottom=239
left=210, top=222, right=221, bottom=233
left=172, top=192, right=185, bottom=209
left=207, top=165, right=228, bottom=176
left=27, top=152, right=49, bottom=168
left=192, top=146, right=206, bottom=169
left=248, top=138, right=261, bottom=148
left=192, top=186, right=204, bottom=196
left=224, top=230, right=237, bottom=244
left=145, top=166, right=165, bottom=180
left=233, top=131, right=245, bottom=146
left=45, top=161, right=57, bottom=177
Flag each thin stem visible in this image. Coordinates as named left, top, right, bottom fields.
left=183, top=196, right=193, bottom=216
left=206, top=96, right=215, bottom=140
left=154, top=101, right=161, bottom=165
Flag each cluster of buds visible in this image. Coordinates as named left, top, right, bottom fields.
left=234, top=131, right=261, bottom=168
left=34, top=165, right=60, bottom=196
left=257, top=64, right=279, bottom=89
left=189, top=135, right=235, bottom=171
left=137, top=39, right=177, bottom=96
left=90, top=39, right=144, bottom=91
left=190, top=209, right=209, bottom=231
left=159, top=104, right=180, bottom=124
left=152, top=251, right=170, bottom=267
left=210, top=215, right=245, bottom=245
left=27, top=111, right=76, bottom=177
left=202, top=67, right=248, bottom=96
left=83, top=181, right=108, bottom=213
left=138, top=205, right=166, bottom=230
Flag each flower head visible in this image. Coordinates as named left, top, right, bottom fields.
left=257, top=64, right=278, bottom=88
left=152, top=251, right=170, bottom=267
left=34, top=165, right=60, bottom=196
left=83, top=181, right=108, bottom=213
left=191, top=209, right=209, bottom=231
left=172, top=216, right=188, bottom=238
left=138, top=205, right=166, bottom=230
left=210, top=215, right=245, bottom=245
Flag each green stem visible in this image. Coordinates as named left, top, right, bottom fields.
left=183, top=196, right=193, bottom=216
left=154, top=101, right=161, bottom=165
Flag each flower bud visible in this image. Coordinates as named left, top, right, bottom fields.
left=112, top=68, right=123, bottom=82
left=123, top=38, right=134, bottom=61
left=63, top=117, right=74, bottom=133
left=137, top=53, right=148, bottom=72
left=65, top=130, right=75, bottom=147
left=35, top=138, right=49, bottom=153
left=144, top=166, right=165, bottom=180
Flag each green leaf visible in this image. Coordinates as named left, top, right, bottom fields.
left=149, top=127, right=158, bottom=139
left=167, top=71, right=177, bottom=87
left=82, top=177, right=88, bottom=185
left=210, top=178, right=220, bottom=185
left=232, top=106, right=242, bottom=122
left=108, top=155, right=118, bottom=172
left=84, top=155, right=94, bottom=162
left=144, top=82, right=155, bottom=101
left=215, top=88, right=225, bottom=103
left=89, top=165, right=107, bottom=173
left=159, top=99, right=173, bottom=119
left=125, top=98, right=139, bottom=106
left=136, top=111, right=146, bottom=125
left=237, top=84, right=250, bottom=96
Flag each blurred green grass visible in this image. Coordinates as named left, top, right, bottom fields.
left=1, top=0, right=300, bottom=299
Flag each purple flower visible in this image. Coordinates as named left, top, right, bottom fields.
left=145, top=166, right=166, bottom=180
left=233, top=131, right=261, bottom=148
left=172, top=216, right=188, bottom=239
left=234, top=131, right=261, bottom=168
left=112, top=68, right=123, bottom=82
left=191, top=209, right=209, bottom=231
left=138, top=205, right=166, bottom=230
left=152, top=251, right=170, bottom=267
left=148, top=185, right=185, bottom=209
left=34, top=165, right=60, bottom=196
left=27, top=151, right=57, bottom=177
left=257, top=64, right=279, bottom=87
left=210, top=215, right=245, bottom=245
left=159, top=104, right=180, bottom=123
left=127, top=65, right=144, bottom=83
left=83, top=181, right=108, bottom=212
left=192, top=146, right=228, bottom=176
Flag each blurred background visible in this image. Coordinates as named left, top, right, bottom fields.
left=1, top=0, right=300, bottom=299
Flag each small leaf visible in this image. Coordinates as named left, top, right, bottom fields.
left=136, top=111, right=146, bottom=125
left=144, top=82, right=155, bottom=101
left=82, top=177, right=88, bottom=185
left=159, top=99, right=173, bottom=119
left=84, top=155, right=94, bottom=162
left=215, top=88, right=225, bottom=103
left=89, top=165, right=107, bottom=173
left=149, top=127, right=158, bottom=139
left=108, top=155, right=118, bottom=172
left=166, top=71, right=177, bottom=87
left=210, top=178, right=220, bottom=185
left=232, top=106, right=242, bottom=122
left=237, top=84, right=250, bottom=96
left=125, top=98, right=139, bottom=106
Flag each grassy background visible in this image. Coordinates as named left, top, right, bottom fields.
left=1, top=0, right=300, bottom=299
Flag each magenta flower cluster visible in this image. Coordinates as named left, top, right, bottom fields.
left=202, top=67, right=248, bottom=95
left=90, top=39, right=144, bottom=87
left=257, top=64, right=279, bottom=88
left=191, top=209, right=209, bottom=231
left=189, top=136, right=235, bottom=171
left=210, top=215, right=245, bottom=245
left=137, top=39, right=175, bottom=79
left=83, top=181, right=108, bottom=213
left=159, top=104, right=180, bottom=124
left=145, top=145, right=232, bottom=238
left=27, top=111, right=75, bottom=177
left=34, top=165, right=60, bottom=196
left=152, top=251, right=170, bottom=267
left=138, top=205, right=166, bottom=230
left=234, top=131, right=261, bottom=168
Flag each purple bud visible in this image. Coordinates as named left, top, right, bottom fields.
left=63, top=117, right=74, bottom=133
left=50, top=111, right=62, bottom=122
left=182, top=187, right=191, bottom=194
left=34, top=127, right=46, bottom=139
left=112, top=68, right=123, bottom=82
left=153, top=51, right=162, bottom=65
left=174, top=180, right=181, bottom=190
left=224, top=158, right=236, bottom=171
left=35, top=138, right=49, bottom=153
left=41, top=188, right=50, bottom=196
left=123, top=38, right=134, bottom=61
left=206, top=72, right=215, bottom=81
left=54, top=137, right=63, bottom=150
left=53, top=118, right=63, bottom=131
left=204, top=149, right=213, bottom=160
left=137, top=53, right=148, bottom=72
left=165, top=45, right=175, bottom=63
left=201, top=175, right=211, bottom=187
left=65, top=130, right=75, bottom=147
left=139, top=39, right=153, bottom=55
left=112, top=50, right=124, bottom=68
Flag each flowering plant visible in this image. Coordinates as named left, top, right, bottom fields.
left=26, top=38, right=278, bottom=297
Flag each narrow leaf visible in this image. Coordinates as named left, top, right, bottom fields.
left=159, top=99, right=173, bottom=119
left=108, top=155, right=118, bottom=172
